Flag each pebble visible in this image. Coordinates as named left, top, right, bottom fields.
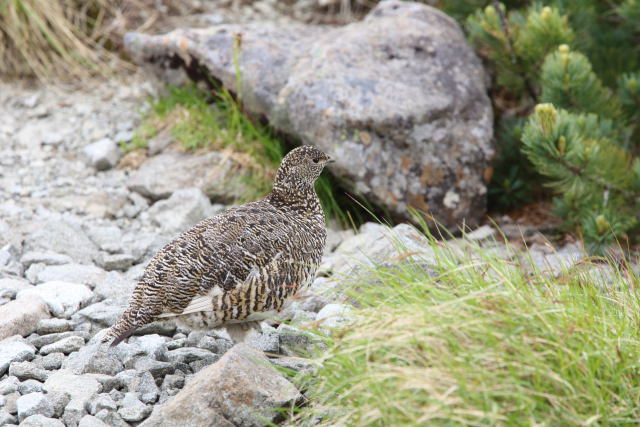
left=18, top=379, right=44, bottom=394
left=17, top=392, right=54, bottom=421
left=40, top=336, right=85, bottom=355
left=9, top=361, right=49, bottom=382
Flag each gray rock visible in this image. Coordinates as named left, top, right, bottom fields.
left=4, top=391, right=20, bottom=414
left=0, top=376, right=20, bottom=394
left=133, top=321, right=176, bottom=337
left=92, top=272, right=135, bottom=305
left=165, top=347, right=218, bottom=365
left=87, top=394, right=118, bottom=415
left=140, top=344, right=300, bottom=427
left=127, top=151, right=251, bottom=203
left=147, top=129, right=174, bottom=155
left=0, top=277, right=33, bottom=299
left=125, top=0, right=493, bottom=226
left=146, top=188, right=215, bottom=234
left=95, top=253, right=135, bottom=272
left=270, top=356, right=315, bottom=374
left=101, top=370, right=137, bottom=393
left=128, top=334, right=168, bottom=360
left=0, top=337, right=36, bottom=376
left=19, top=414, right=64, bottom=427
left=23, top=216, right=99, bottom=264
left=62, top=343, right=124, bottom=375
left=131, top=371, right=158, bottom=404
left=0, top=244, right=23, bottom=276
left=95, top=409, right=129, bottom=427
left=28, top=331, right=89, bottom=349
left=33, top=353, right=65, bottom=371
left=160, top=374, right=184, bottom=391
left=196, top=335, right=232, bottom=354
left=316, top=303, right=354, bottom=329
left=249, top=329, right=280, bottom=353
left=17, top=392, right=54, bottom=422
left=45, top=391, right=70, bottom=418
left=62, top=397, right=87, bottom=427
left=75, top=301, right=122, bottom=327
left=35, top=264, right=106, bottom=289
left=43, top=370, right=102, bottom=401
left=20, top=252, right=73, bottom=269
left=117, top=393, right=151, bottom=422
left=0, top=409, right=16, bottom=425
left=17, top=281, right=93, bottom=318
left=18, top=379, right=44, bottom=394
left=8, top=361, right=49, bottom=382
left=36, top=319, right=73, bottom=335
left=133, top=357, right=174, bottom=379
left=0, top=295, right=50, bottom=341
left=277, top=324, right=317, bottom=355
left=40, top=336, right=85, bottom=355
left=78, top=415, right=109, bottom=427
left=83, top=138, right=121, bottom=171
left=84, top=225, right=124, bottom=254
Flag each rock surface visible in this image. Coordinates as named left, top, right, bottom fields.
left=141, top=344, right=300, bottom=426
left=124, top=0, right=494, bottom=227
left=0, top=295, right=50, bottom=340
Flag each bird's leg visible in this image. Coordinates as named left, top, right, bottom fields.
left=226, top=321, right=262, bottom=344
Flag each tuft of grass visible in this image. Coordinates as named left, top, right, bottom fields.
left=0, top=0, right=131, bottom=81
left=128, top=83, right=354, bottom=222
left=299, top=226, right=640, bottom=425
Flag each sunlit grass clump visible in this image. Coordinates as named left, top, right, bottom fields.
left=128, top=84, right=350, bottom=223
left=301, top=228, right=640, bottom=425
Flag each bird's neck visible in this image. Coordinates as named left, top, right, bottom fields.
left=267, top=182, right=323, bottom=215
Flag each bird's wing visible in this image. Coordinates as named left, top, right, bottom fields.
left=149, top=202, right=296, bottom=318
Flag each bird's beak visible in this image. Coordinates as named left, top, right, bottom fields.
left=326, top=158, right=336, bottom=164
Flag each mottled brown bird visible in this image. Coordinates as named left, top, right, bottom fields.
left=102, top=146, right=332, bottom=346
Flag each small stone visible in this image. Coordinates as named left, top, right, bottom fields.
left=29, top=331, right=89, bottom=349
left=277, top=324, right=316, bottom=355
left=40, top=335, right=85, bottom=355
left=63, top=343, right=124, bottom=376
left=147, top=129, right=173, bottom=155
left=62, top=398, right=87, bottom=426
left=92, top=272, right=135, bottom=305
left=4, top=391, right=19, bottom=414
left=17, top=281, right=93, bottom=318
left=18, top=379, right=44, bottom=394
left=134, top=321, right=176, bottom=337
left=133, top=357, right=174, bottom=379
left=35, top=264, right=106, bottom=289
left=0, top=277, right=33, bottom=299
left=117, top=393, right=151, bottom=422
left=45, top=391, right=70, bottom=418
left=131, top=371, right=158, bottom=404
left=33, top=353, right=65, bottom=371
left=20, top=252, right=73, bottom=269
left=160, top=374, right=184, bottom=391
left=95, top=253, right=135, bottom=272
left=249, top=328, right=280, bottom=353
left=95, top=409, right=129, bottom=427
left=0, top=376, right=20, bottom=394
left=146, top=188, right=214, bottom=234
left=316, top=303, right=354, bottom=329
left=75, top=301, right=121, bottom=327
left=17, top=392, right=54, bottom=422
left=128, top=334, right=168, bottom=360
left=0, top=337, right=36, bottom=376
left=79, top=414, right=109, bottom=427
left=166, top=338, right=186, bottom=350
left=270, top=356, right=315, bottom=373
left=109, top=389, right=124, bottom=402
left=19, top=414, right=64, bottom=427
left=101, top=370, right=136, bottom=393
left=0, top=409, right=16, bottom=425
left=0, top=295, right=50, bottom=341
left=9, top=361, right=49, bottom=381
left=36, top=319, right=73, bottom=335
left=87, top=394, right=117, bottom=415
left=43, top=370, right=102, bottom=401
left=83, top=138, right=121, bottom=171
left=166, top=347, right=218, bottom=365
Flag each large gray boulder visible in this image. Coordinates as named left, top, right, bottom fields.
left=125, top=1, right=493, bottom=227
left=141, top=344, right=300, bottom=427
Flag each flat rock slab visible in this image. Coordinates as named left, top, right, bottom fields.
left=17, top=281, right=93, bottom=318
left=0, top=295, right=50, bottom=340
left=127, top=151, right=251, bottom=203
left=141, top=344, right=300, bottom=427
left=125, top=0, right=494, bottom=228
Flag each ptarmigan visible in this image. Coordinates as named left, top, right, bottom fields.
left=102, top=145, right=332, bottom=346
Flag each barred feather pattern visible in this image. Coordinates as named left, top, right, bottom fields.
left=102, top=146, right=330, bottom=346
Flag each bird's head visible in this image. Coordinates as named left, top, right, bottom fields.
left=273, top=145, right=333, bottom=192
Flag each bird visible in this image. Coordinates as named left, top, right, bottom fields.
left=102, top=145, right=332, bottom=346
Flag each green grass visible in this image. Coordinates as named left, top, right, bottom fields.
left=126, top=83, right=353, bottom=223
left=297, top=226, right=640, bottom=425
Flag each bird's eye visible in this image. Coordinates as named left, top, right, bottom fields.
left=312, top=158, right=320, bottom=163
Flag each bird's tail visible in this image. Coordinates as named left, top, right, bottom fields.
left=101, top=310, right=143, bottom=347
